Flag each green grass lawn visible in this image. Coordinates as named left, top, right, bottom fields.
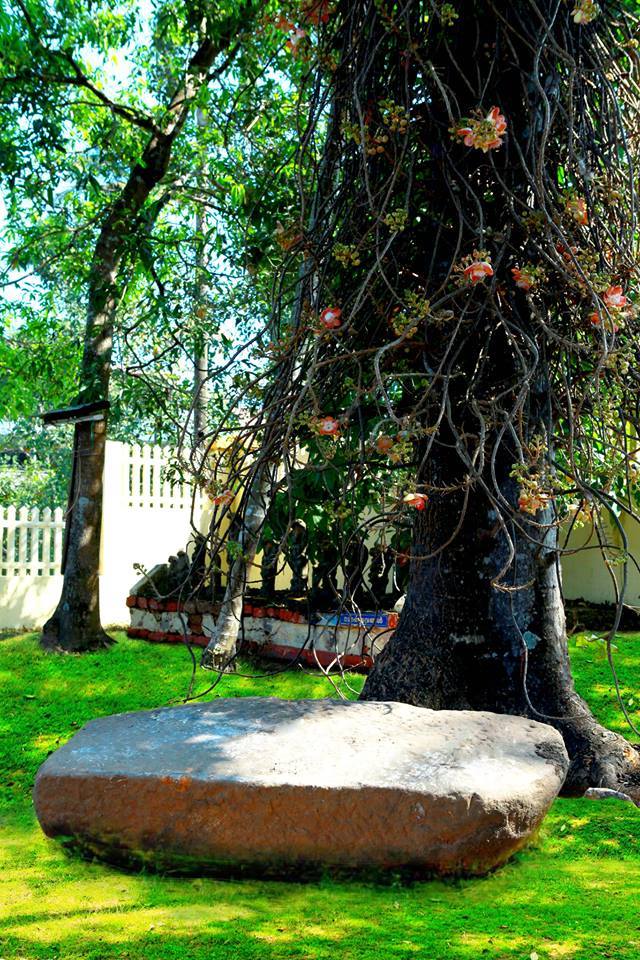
left=0, top=632, right=638, bottom=960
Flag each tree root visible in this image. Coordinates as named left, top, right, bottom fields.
left=40, top=627, right=115, bottom=654
left=553, top=712, right=640, bottom=801
left=200, top=643, right=237, bottom=673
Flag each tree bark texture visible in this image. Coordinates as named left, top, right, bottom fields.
left=41, top=419, right=111, bottom=651
left=361, top=440, right=640, bottom=798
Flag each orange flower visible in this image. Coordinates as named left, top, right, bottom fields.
left=274, top=14, right=294, bottom=31
left=456, top=106, right=507, bottom=152
left=511, top=267, right=532, bottom=291
left=316, top=416, right=340, bottom=437
left=556, top=242, right=579, bottom=263
left=589, top=311, right=620, bottom=333
left=403, top=492, right=429, bottom=510
left=464, top=260, right=494, bottom=283
left=603, top=285, right=627, bottom=309
left=518, top=491, right=549, bottom=515
left=319, top=306, right=342, bottom=329
left=274, top=221, right=302, bottom=251
left=274, top=16, right=308, bottom=54
left=589, top=285, right=627, bottom=331
left=567, top=196, right=588, bottom=226
left=456, top=126, right=473, bottom=145
left=488, top=106, right=507, bottom=133
left=375, top=435, right=395, bottom=454
left=212, top=489, right=234, bottom=506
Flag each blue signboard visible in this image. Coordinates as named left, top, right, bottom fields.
left=319, top=612, right=390, bottom=628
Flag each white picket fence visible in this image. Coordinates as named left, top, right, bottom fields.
left=1, top=506, right=65, bottom=578
left=119, top=443, right=196, bottom=511
left=0, top=441, right=209, bottom=630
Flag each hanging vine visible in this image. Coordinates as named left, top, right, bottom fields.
left=163, top=0, right=640, bottom=746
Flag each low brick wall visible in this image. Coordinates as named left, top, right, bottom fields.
left=127, top=595, right=397, bottom=670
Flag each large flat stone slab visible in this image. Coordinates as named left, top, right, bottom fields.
left=33, top=698, right=568, bottom=876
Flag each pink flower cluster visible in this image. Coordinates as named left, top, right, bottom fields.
left=589, top=285, right=629, bottom=332
left=464, top=260, right=493, bottom=283
left=456, top=107, right=507, bottom=153
left=315, top=416, right=340, bottom=437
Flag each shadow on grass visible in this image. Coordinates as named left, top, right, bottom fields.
left=0, top=801, right=638, bottom=960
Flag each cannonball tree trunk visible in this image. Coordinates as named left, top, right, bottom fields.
left=360, top=440, right=640, bottom=797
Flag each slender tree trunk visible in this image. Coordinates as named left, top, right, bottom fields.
left=42, top=419, right=112, bottom=650
left=361, top=441, right=640, bottom=797
left=193, top=108, right=209, bottom=448
left=41, top=242, right=119, bottom=651
left=201, top=465, right=271, bottom=671
left=41, top=8, right=255, bottom=652
left=193, top=346, right=209, bottom=444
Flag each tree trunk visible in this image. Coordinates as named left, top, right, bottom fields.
left=41, top=419, right=112, bottom=651
left=193, top=108, right=209, bottom=448
left=361, top=442, right=640, bottom=798
left=193, top=345, right=209, bottom=445
left=201, top=465, right=271, bottom=672
left=41, top=8, right=255, bottom=652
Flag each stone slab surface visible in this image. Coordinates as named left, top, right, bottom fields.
left=33, top=697, right=568, bottom=876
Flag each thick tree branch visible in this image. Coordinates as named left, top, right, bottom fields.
left=11, top=0, right=157, bottom=132
left=80, top=2, right=259, bottom=401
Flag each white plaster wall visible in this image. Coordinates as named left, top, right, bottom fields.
left=561, top=512, right=640, bottom=607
